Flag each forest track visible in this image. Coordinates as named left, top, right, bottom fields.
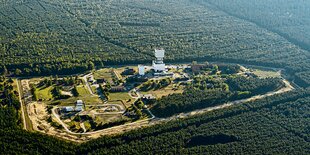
left=16, top=79, right=27, bottom=130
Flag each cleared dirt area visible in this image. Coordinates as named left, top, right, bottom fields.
left=45, top=78, right=294, bottom=142
left=18, top=65, right=294, bottom=143
left=27, top=102, right=91, bottom=142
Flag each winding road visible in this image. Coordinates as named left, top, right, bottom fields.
left=50, top=78, right=294, bottom=137
left=16, top=63, right=295, bottom=140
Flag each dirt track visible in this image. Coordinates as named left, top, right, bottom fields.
left=49, top=79, right=294, bottom=140
left=17, top=65, right=295, bottom=142
left=16, top=80, right=27, bottom=130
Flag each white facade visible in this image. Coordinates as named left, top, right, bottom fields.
left=154, top=49, right=165, bottom=59
left=153, top=62, right=165, bottom=72
left=64, top=106, right=74, bottom=112
left=138, top=65, right=145, bottom=76
left=75, top=100, right=84, bottom=111
left=76, top=100, right=83, bottom=105
left=153, top=48, right=165, bottom=72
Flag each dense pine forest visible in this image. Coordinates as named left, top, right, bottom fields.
left=0, top=77, right=75, bottom=154
left=1, top=76, right=309, bottom=154
left=152, top=77, right=284, bottom=117
left=0, top=0, right=310, bottom=154
left=78, top=90, right=310, bottom=154
left=0, top=0, right=310, bottom=87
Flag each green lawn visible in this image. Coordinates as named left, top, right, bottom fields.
left=91, top=86, right=97, bottom=94
left=36, top=86, right=53, bottom=101
left=47, top=84, right=101, bottom=106
left=140, top=83, right=184, bottom=98
left=109, top=92, right=131, bottom=101
left=76, top=85, right=90, bottom=96
left=51, top=96, right=102, bottom=106
left=93, top=68, right=113, bottom=80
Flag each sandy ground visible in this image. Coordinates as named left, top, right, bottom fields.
left=27, top=102, right=91, bottom=142
left=48, top=79, right=294, bottom=141
left=20, top=66, right=295, bottom=143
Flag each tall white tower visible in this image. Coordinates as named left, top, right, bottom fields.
left=153, top=48, right=165, bottom=72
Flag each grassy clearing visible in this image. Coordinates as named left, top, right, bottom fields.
left=109, top=92, right=131, bottom=101
left=112, top=69, right=122, bottom=80
left=108, top=100, right=124, bottom=105
left=76, top=85, right=90, bottom=96
left=142, top=89, right=184, bottom=98
left=253, top=70, right=281, bottom=78
left=36, top=86, right=53, bottom=101
left=93, top=68, right=113, bottom=80
left=52, top=96, right=102, bottom=106
left=91, top=86, right=97, bottom=94
left=141, top=84, right=184, bottom=98
left=95, top=114, right=124, bottom=125
left=12, top=79, right=18, bottom=91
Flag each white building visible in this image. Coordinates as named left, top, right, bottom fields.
left=138, top=65, right=145, bottom=76
left=75, top=100, right=84, bottom=112
left=153, top=48, right=166, bottom=72
left=63, top=106, right=74, bottom=112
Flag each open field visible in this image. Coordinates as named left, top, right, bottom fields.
left=253, top=70, right=281, bottom=78
left=141, top=83, right=185, bottom=98
left=52, top=96, right=102, bottom=106
left=145, top=89, right=184, bottom=98
left=109, top=92, right=131, bottom=101
left=107, top=100, right=125, bottom=105
left=91, top=86, right=97, bottom=95
left=93, top=69, right=114, bottom=80
left=36, top=86, right=53, bottom=101
left=76, top=85, right=91, bottom=96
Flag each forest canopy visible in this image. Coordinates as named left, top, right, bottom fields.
left=0, top=0, right=310, bottom=154
left=0, top=0, right=310, bottom=87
